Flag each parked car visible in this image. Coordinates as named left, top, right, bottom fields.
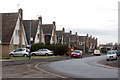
left=94, top=50, right=101, bottom=56
left=116, top=50, right=120, bottom=56
left=9, top=48, right=30, bottom=57
left=71, top=50, right=83, bottom=58
left=106, top=50, right=117, bottom=61
left=31, top=49, right=54, bottom=56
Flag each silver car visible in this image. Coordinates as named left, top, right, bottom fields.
left=9, top=48, right=30, bottom=57
left=106, top=50, right=117, bottom=61
left=31, top=49, right=54, bottom=56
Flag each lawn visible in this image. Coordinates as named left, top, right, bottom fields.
left=1, top=56, right=61, bottom=60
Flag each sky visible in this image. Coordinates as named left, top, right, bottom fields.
left=0, top=0, right=119, bottom=44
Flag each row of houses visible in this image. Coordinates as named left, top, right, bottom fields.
left=0, top=9, right=98, bottom=57
left=99, top=43, right=120, bottom=53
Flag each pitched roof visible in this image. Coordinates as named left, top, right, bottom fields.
left=23, top=20, right=39, bottom=44
left=42, top=24, right=53, bottom=35
left=64, top=33, right=71, bottom=43
left=79, top=36, right=86, bottom=42
left=0, top=13, right=19, bottom=44
left=56, top=30, right=64, bottom=39
left=71, top=35, right=77, bottom=41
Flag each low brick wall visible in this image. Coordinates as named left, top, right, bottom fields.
left=0, top=45, right=2, bottom=57
left=1, top=43, right=13, bottom=57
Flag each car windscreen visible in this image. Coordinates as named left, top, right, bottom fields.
left=73, top=51, right=80, bottom=53
left=107, top=51, right=115, bottom=54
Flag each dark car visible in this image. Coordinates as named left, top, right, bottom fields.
left=71, top=50, right=83, bottom=58
left=116, top=50, right=120, bottom=56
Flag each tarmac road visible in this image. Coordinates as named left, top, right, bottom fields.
left=40, top=55, right=118, bottom=79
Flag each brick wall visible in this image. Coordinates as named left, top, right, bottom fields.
left=2, top=38, right=13, bottom=57
left=0, top=45, right=2, bottom=57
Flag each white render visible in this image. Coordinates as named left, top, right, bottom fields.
left=12, top=15, right=27, bottom=46
left=50, top=29, right=54, bottom=44
left=50, top=29, right=57, bottom=44
left=34, top=25, right=45, bottom=44
left=35, top=26, right=40, bottom=43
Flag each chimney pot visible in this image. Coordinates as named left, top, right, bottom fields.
left=75, top=32, right=77, bottom=35
left=38, top=16, right=42, bottom=20
left=63, top=27, right=65, bottom=32
left=70, top=30, right=72, bottom=34
left=87, top=34, right=89, bottom=37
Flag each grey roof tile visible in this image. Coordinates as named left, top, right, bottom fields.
left=1, top=13, right=19, bottom=44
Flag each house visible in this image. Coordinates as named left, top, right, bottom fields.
left=23, top=16, right=56, bottom=45
left=63, top=30, right=72, bottom=46
left=23, top=20, right=39, bottom=45
left=78, top=34, right=98, bottom=52
left=78, top=34, right=89, bottom=52
left=42, top=22, right=56, bottom=44
left=0, top=9, right=28, bottom=57
left=99, top=43, right=114, bottom=53
left=70, top=32, right=79, bottom=47
left=56, top=27, right=65, bottom=44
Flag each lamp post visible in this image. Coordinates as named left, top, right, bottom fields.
left=29, top=20, right=31, bottom=60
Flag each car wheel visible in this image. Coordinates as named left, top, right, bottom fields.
left=10, top=54, right=14, bottom=57
left=81, top=56, right=82, bottom=58
left=32, top=53, right=36, bottom=56
left=23, top=54, right=27, bottom=57
left=106, top=59, right=109, bottom=61
left=45, top=53, right=49, bottom=56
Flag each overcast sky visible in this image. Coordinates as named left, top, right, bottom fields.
left=0, top=0, right=119, bottom=44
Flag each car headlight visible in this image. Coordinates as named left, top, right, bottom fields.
left=77, top=54, right=80, bottom=55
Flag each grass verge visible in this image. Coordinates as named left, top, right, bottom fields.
left=10, top=56, right=61, bottom=60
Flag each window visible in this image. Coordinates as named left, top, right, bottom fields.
left=59, top=38, right=62, bottom=43
left=37, top=34, right=39, bottom=39
left=15, top=30, right=19, bottom=36
left=14, top=49, right=21, bottom=52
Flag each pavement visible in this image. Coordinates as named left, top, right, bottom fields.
left=2, top=56, right=72, bottom=79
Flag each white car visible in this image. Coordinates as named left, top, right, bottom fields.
left=31, top=49, right=54, bottom=56
left=94, top=50, right=101, bottom=56
left=106, top=50, right=117, bottom=61
left=9, top=48, right=30, bottom=57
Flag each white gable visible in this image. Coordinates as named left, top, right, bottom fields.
left=12, top=15, right=27, bottom=46
left=35, top=22, right=45, bottom=44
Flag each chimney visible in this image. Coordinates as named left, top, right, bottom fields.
left=62, top=27, right=65, bottom=32
left=96, top=38, right=98, bottom=47
left=53, top=21, right=56, bottom=44
left=75, top=32, right=77, bottom=35
left=18, top=8, right=23, bottom=48
left=90, top=35, right=92, bottom=38
left=70, top=30, right=72, bottom=34
left=38, top=16, right=42, bottom=43
left=87, top=34, right=89, bottom=37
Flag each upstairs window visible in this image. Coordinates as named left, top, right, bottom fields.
left=15, top=30, right=19, bottom=36
left=37, top=34, right=39, bottom=39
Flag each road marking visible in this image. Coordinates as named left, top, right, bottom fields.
left=35, top=62, right=67, bottom=78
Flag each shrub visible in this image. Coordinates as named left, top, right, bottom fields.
left=31, top=43, right=69, bottom=56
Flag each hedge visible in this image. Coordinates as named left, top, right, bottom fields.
left=31, top=43, right=69, bottom=56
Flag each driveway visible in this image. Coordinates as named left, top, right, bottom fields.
left=38, top=55, right=118, bottom=79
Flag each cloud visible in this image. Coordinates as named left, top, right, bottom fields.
left=71, top=28, right=118, bottom=36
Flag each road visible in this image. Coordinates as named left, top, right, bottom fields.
left=39, top=55, right=118, bottom=79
